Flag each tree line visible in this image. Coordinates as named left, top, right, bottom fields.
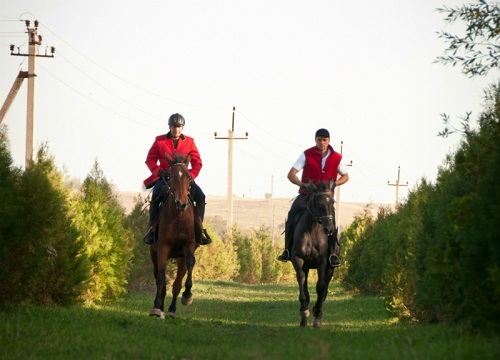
left=337, top=1, right=500, bottom=334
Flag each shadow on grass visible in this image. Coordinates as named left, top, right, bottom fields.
left=2, top=280, right=499, bottom=360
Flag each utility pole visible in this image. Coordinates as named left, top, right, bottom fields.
left=0, top=71, right=28, bottom=124
left=335, top=140, right=353, bottom=227
left=388, top=166, right=408, bottom=207
left=214, top=107, right=248, bottom=235
left=5, top=19, right=55, bottom=167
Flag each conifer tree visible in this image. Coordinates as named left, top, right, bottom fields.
left=0, top=125, right=22, bottom=263
left=0, top=142, right=90, bottom=306
left=74, top=160, right=134, bottom=303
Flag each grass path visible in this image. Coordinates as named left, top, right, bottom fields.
left=1, top=280, right=499, bottom=359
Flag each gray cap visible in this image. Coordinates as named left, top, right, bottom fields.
left=168, top=113, right=185, bottom=126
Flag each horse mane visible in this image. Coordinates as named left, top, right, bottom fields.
left=172, top=152, right=187, bottom=164
left=314, top=181, right=330, bottom=193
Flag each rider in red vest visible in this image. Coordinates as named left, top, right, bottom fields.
left=143, top=113, right=211, bottom=246
left=277, top=128, right=349, bottom=267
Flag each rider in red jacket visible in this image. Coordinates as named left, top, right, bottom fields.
left=143, top=113, right=211, bottom=246
left=277, top=128, right=349, bottom=267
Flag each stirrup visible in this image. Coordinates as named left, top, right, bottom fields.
left=328, top=254, right=341, bottom=268
left=277, top=249, right=290, bottom=262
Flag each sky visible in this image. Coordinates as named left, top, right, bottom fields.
left=0, top=0, right=497, bottom=205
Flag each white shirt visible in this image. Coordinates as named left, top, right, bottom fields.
left=292, top=149, right=348, bottom=175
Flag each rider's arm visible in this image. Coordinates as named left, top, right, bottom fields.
left=287, top=167, right=302, bottom=187
left=335, top=162, right=349, bottom=187
left=288, top=153, right=306, bottom=187
left=335, top=173, right=349, bottom=187
left=145, top=140, right=161, bottom=177
left=188, top=139, right=202, bottom=180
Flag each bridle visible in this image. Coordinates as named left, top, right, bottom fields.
left=306, top=191, right=334, bottom=225
left=168, top=162, right=193, bottom=209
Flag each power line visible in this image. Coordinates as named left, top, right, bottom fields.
left=56, top=52, right=165, bottom=123
left=37, top=63, right=159, bottom=129
left=236, top=109, right=302, bottom=147
left=39, top=23, right=230, bottom=111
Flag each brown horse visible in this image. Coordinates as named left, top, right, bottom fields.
left=149, top=152, right=197, bottom=319
left=291, top=179, right=336, bottom=328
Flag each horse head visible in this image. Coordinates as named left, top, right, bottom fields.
left=165, top=152, right=192, bottom=211
left=307, top=179, right=336, bottom=236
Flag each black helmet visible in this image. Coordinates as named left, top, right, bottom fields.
left=168, top=113, right=185, bottom=127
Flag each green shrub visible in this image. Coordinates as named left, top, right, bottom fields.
left=0, top=143, right=90, bottom=306
left=73, top=161, right=134, bottom=303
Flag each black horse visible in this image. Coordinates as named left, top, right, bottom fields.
left=290, top=179, right=337, bottom=328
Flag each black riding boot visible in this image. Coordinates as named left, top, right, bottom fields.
left=144, top=215, right=156, bottom=245
left=196, top=202, right=212, bottom=245
left=277, top=219, right=294, bottom=262
left=144, top=197, right=158, bottom=245
left=328, top=227, right=341, bottom=268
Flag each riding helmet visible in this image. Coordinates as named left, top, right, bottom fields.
left=168, top=113, right=186, bottom=127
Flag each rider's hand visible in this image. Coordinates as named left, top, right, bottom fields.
left=300, top=183, right=313, bottom=192
left=158, top=169, right=167, bottom=179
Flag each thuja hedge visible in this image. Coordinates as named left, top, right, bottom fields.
left=339, top=84, right=500, bottom=334
left=0, top=127, right=134, bottom=307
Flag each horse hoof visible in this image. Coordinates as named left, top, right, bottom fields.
left=150, top=309, right=164, bottom=319
left=166, top=312, right=176, bottom=319
left=181, top=295, right=193, bottom=306
left=313, top=318, right=322, bottom=328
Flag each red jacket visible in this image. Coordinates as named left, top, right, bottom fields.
left=143, top=133, right=202, bottom=188
left=299, top=145, right=342, bottom=195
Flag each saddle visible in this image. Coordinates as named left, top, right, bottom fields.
left=149, top=184, right=202, bottom=244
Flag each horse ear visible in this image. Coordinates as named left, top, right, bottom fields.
left=309, top=180, right=317, bottom=191
left=329, top=177, right=335, bottom=190
left=185, top=153, right=191, bottom=165
left=165, top=152, right=173, bottom=165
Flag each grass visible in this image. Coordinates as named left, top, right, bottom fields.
left=1, top=280, right=499, bottom=360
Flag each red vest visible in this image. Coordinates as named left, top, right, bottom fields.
left=299, top=145, right=341, bottom=195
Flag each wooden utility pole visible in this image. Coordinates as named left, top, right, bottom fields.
left=388, top=166, right=408, bottom=206
left=335, top=140, right=353, bottom=227
left=214, top=107, right=248, bottom=235
left=4, top=19, right=55, bottom=167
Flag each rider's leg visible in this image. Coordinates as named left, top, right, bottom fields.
left=277, top=217, right=294, bottom=262
left=328, top=227, right=342, bottom=268
left=144, top=181, right=163, bottom=245
left=277, top=194, right=307, bottom=262
left=191, top=182, right=211, bottom=245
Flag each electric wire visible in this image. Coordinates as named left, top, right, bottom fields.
left=37, top=62, right=160, bottom=130
left=57, top=51, right=165, bottom=124
left=40, top=23, right=229, bottom=111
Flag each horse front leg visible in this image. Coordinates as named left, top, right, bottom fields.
left=312, top=265, right=334, bottom=328
left=166, top=258, right=187, bottom=318
left=181, top=251, right=195, bottom=306
left=293, top=259, right=310, bottom=327
left=150, top=245, right=170, bottom=319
